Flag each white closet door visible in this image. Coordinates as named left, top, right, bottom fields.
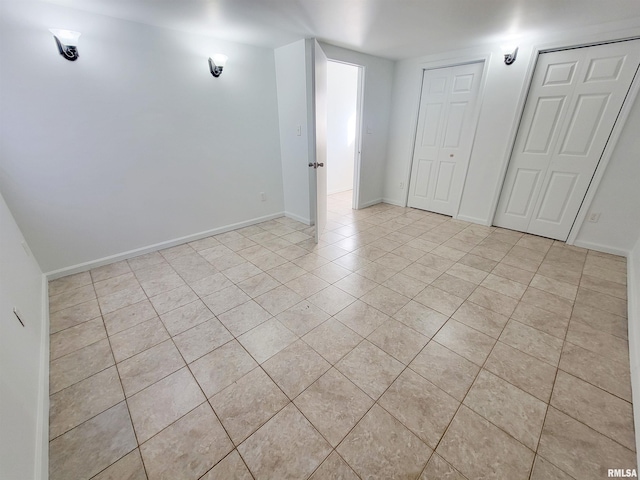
left=407, top=62, right=484, bottom=216
left=495, top=40, right=640, bottom=240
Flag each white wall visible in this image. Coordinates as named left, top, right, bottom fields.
left=320, top=43, right=395, bottom=208
left=383, top=22, right=640, bottom=254
left=0, top=1, right=284, bottom=273
left=628, top=233, right=640, bottom=469
left=275, top=40, right=312, bottom=224
left=327, top=61, right=358, bottom=195
left=0, top=190, right=47, bottom=480
left=573, top=91, right=640, bottom=254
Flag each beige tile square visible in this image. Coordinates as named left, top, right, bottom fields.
left=334, top=300, right=389, bottom=337
left=149, top=285, right=198, bottom=315
left=190, top=273, right=234, bottom=297
left=333, top=273, right=378, bottom=297
left=127, top=252, right=166, bottom=271
left=173, top=318, right=233, bottom=363
left=511, top=302, right=569, bottom=339
left=50, top=299, right=101, bottom=334
left=309, top=451, right=359, bottom=480
left=576, top=286, right=627, bottom=318
left=302, top=318, right=362, bottom=364
left=190, top=340, right=257, bottom=397
left=432, top=273, right=478, bottom=298
left=464, top=370, right=547, bottom=450
left=104, top=300, right=157, bottom=336
left=382, top=272, right=427, bottom=297
left=203, top=285, right=251, bottom=315
left=49, top=271, right=92, bottom=297
left=237, top=272, right=280, bottom=298
left=456, top=254, right=497, bottom=275
left=255, top=285, right=303, bottom=315
left=333, top=252, right=373, bottom=272
left=117, top=340, right=185, bottom=396
left=521, top=287, right=573, bottom=318
left=136, top=272, right=185, bottom=298
left=262, top=340, right=331, bottom=399
left=49, top=339, right=114, bottom=394
left=401, top=263, right=441, bottom=284
left=550, top=371, right=635, bottom=450
left=368, top=319, right=428, bottom=364
left=531, top=274, right=578, bottom=300
left=452, top=301, right=508, bottom=339
left=238, top=403, right=331, bottom=479
left=276, top=301, right=329, bottom=336
left=159, top=299, right=214, bottom=336
left=188, top=235, right=221, bottom=252
left=210, top=368, right=288, bottom=445
left=335, top=340, right=404, bottom=399
left=91, top=261, right=133, bottom=283
left=307, top=285, right=356, bottom=315
left=467, top=286, right=518, bottom=317
left=266, top=262, right=307, bottom=283
left=393, top=300, right=448, bottom=338
left=409, top=341, right=479, bottom=401
left=237, top=318, right=297, bottom=363
left=500, top=320, right=564, bottom=366
left=420, top=454, right=466, bottom=479
left=91, top=449, right=146, bottom=480
left=571, top=303, right=627, bottom=339
left=294, top=368, right=373, bottom=447
left=360, top=285, right=410, bottom=316
left=218, top=300, right=272, bottom=336
left=536, top=261, right=581, bottom=285
left=565, top=320, right=629, bottom=366
left=434, top=319, right=496, bottom=366
left=128, top=367, right=205, bottom=443
left=50, top=317, right=107, bottom=360
left=99, top=285, right=147, bottom=315
left=140, top=403, right=233, bottom=480
left=160, top=243, right=195, bottom=261
left=436, top=405, right=534, bottom=480
left=200, top=450, right=252, bottom=479
left=109, top=318, right=169, bottom=362
left=480, top=273, right=527, bottom=299
left=580, top=274, right=627, bottom=300
left=49, top=284, right=97, bottom=313
left=492, top=262, right=536, bottom=284
left=416, top=252, right=456, bottom=271
left=49, top=402, right=137, bottom=480
left=222, top=262, right=262, bottom=283
left=285, top=272, right=330, bottom=297
left=530, top=456, right=573, bottom=480
left=560, top=342, right=631, bottom=402
left=414, top=286, right=464, bottom=317
left=337, top=404, right=431, bottom=479
left=356, top=263, right=398, bottom=283
left=379, top=369, right=459, bottom=448
left=312, top=262, right=351, bottom=283
left=49, top=366, right=124, bottom=440
left=485, top=342, right=557, bottom=402
left=538, top=407, right=636, bottom=480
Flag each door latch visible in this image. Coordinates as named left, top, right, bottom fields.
left=308, top=162, right=325, bottom=169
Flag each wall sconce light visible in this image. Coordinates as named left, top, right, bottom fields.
left=503, top=46, right=518, bottom=65
left=208, top=54, right=228, bottom=77
left=50, top=29, right=81, bottom=61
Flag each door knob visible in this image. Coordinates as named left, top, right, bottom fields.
left=308, top=162, right=325, bottom=169
left=317, top=163, right=324, bottom=167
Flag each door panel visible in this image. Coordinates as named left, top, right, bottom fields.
left=408, top=62, right=484, bottom=215
left=312, top=40, right=327, bottom=243
left=495, top=39, right=640, bottom=240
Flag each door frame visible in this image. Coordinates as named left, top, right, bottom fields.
left=403, top=54, right=490, bottom=218
left=490, top=35, right=640, bottom=248
left=324, top=59, right=365, bottom=211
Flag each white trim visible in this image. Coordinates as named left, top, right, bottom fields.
left=627, top=241, right=640, bottom=470
left=284, top=211, right=311, bottom=225
left=572, top=239, right=629, bottom=257
left=359, top=198, right=383, bottom=208
left=455, top=214, right=492, bottom=226
left=35, top=274, right=49, bottom=480
left=353, top=64, right=365, bottom=210
left=45, top=212, right=285, bottom=279
left=381, top=197, right=405, bottom=207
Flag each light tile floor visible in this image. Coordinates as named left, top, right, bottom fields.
left=48, top=190, right=635, bottom=480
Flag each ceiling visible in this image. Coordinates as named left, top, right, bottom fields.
left=43, top=0, right=640, bottom=59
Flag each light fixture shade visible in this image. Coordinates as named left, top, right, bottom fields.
left=211, top=54, right=228, bottom=68
left=49, top=29, right=81, bottom=46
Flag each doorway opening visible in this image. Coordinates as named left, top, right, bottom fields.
left=326, top=60, right=363, bottom=215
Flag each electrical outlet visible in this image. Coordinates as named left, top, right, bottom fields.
left=260, top=192, right=266, bottom=202
left=588, top=212, right=601, bottom=223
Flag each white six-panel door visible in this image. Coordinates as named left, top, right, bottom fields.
left=495, top=40, right=640, bottom=240
left=408, top=62, right=484, bottom=215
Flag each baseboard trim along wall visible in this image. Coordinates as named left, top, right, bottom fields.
left=45, top=212, right=286, bottom=280
left=35, top=275, right=49, bottom=480
left=572, top=239, right=629, bottom=257
left=359, top=198, right=383, bottom=209
left=284, top=211, right=311, bottom=225
left=455, top=213, right=492, bottom=226
left=627, top=242, right=640, bottom=470
left=381, top=197, right=405, bottom=207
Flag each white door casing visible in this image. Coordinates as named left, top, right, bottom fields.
left=407, top=62, right=484, bottom=216
left=495, top=40, right=640, bottom=241
left=310, top=39, right=328, bottom=243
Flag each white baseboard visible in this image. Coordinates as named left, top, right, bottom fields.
left=454, top=214, right=492, bottom=226
left=571, top=239, right=629, bottom=257
left=627, top=245, right=640, bottom=469
left=35, top=274, right=49, bottom=480
left=359, top=198, right=383, bottom=209
left=284, top=211, right=311, bottom=225
left=45, top=212, right=285, bottom=279
left=381, top=197, right=406, bottom=207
